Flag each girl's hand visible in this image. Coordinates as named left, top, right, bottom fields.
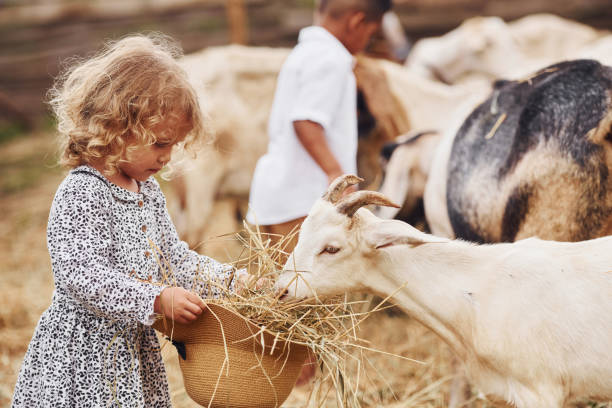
left=235, top=269, right=271, bottom=294
left=154, top=287, right=206, bottom=324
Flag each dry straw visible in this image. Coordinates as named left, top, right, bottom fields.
left=151, top=222, right=422, bottom=408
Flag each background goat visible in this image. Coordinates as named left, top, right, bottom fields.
left=425, top=59, right=612, bottom=242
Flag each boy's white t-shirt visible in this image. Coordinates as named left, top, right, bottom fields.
left=247, top=26, right=358, bottom=225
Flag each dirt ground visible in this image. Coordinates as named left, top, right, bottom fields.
left=0, top=131, right=609, bottom=407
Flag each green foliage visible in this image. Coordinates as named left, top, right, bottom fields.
left=0, top=120, right=26, bottom=146
left=0, top=127, right=61, bottom=196
left=190, top=16, right=226, bottom=33
left=296, top=0, right=316, bottom=8
left=0, top=153, right=60, bottom=196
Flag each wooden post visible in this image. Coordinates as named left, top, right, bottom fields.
left=226, top=0, right=249, bottom=45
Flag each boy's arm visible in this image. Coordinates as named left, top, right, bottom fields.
left=293, top=120, right=344, bottom=185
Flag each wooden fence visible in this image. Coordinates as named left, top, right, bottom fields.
left=1, top=0, right=611, bottom=121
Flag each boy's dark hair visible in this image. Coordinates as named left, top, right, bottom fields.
left=319, top=0, right=392, bottom=21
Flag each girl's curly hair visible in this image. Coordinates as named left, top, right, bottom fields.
left=49, top=33, right=206, bottom=176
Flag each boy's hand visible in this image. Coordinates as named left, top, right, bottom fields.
left=154, top=287, right=206, bottom=324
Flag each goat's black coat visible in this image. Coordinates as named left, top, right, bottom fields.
left=447, top=59, right=612, bottom=243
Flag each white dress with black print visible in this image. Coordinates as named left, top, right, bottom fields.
left=12, top=165, right=236, bottom=407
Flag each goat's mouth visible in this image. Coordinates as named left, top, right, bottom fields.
left=276, top=288, right=290, bottom=301
left=274, top=286, right=291, bottom=302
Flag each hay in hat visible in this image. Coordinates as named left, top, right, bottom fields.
left=150, top=221, right=423, bottom=408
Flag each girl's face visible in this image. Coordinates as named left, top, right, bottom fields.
left=119, top=116, right=191, bottom=182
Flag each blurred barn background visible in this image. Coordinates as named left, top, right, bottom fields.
left=2, top=0, right=612, bottom=122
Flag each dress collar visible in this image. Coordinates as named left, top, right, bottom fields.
left=70, top=165, right=156, bottom=202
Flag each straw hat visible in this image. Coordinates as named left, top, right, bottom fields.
left=153, top=303, right=310, bottom=408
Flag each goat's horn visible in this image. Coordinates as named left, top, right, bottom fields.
left=336, top=190, right=400, bottom=217
left=322, top=174, right=364, bottom=204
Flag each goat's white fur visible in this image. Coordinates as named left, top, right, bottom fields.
left=276, top=198, right=612, bottom=408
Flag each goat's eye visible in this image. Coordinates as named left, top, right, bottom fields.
left=321, top=246, right=340, bottom=255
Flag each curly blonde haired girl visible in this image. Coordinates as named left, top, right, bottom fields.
left=12, top=33, right=248, bottom=407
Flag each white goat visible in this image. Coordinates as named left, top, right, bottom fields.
left=275, top=175, right=612, bottom=408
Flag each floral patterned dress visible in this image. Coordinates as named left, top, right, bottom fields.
left=12, top=165, right=236, bottom=407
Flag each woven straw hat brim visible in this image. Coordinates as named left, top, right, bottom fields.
left=154, top=303, right=309, bottom=408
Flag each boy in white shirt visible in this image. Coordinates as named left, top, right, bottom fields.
left=247, top=0, right=392, bottom=249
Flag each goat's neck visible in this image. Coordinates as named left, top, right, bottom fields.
left=365, top=241, right=488, bottom=359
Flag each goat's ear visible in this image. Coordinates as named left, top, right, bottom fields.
left=365, top=220, right=446, bottom=249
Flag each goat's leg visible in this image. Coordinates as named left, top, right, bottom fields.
left=604, top=214, right=612, bottom=236
left=448, top=356, right=472, bottom=408
left=172, top=156, right=225, bottom=247
left=510, top=383, right=565, bottom=408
